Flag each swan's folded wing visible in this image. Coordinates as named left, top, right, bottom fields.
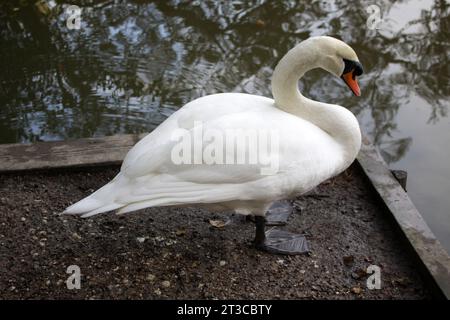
left=121, top=93, right=277, bottom=178
left=120, top=108, right=282, bottom=184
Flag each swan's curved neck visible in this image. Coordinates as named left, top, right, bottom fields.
left=271, top=43, right=361, bottom=163
left=271, top=43, right=317, bottom=111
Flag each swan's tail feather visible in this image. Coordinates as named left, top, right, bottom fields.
left=116, top=200, right=165, bottom=215
left=115, top=185, right=242, bottom=215
left=62, top=178, right=123, bottom=217
left=80, top=203, right=123, bottom=218
left=63, top=173, right=247, bottom=217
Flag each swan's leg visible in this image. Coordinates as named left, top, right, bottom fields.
left=253, top=216, right=309, bottom=255
left=253, top=216, right=266, bottom=249
left=247, top=201, right=293, bottom=226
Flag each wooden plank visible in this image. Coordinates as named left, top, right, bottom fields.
left=0, top=133, right=146, bottom=172
left=357, top=136, right=450, bottom=299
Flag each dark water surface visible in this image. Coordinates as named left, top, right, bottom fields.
left=0, top=1, right=449, bottom=252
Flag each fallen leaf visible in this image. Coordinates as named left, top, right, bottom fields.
left=209, top=219, right=229, bottom=228
left=343, top=255, right=354, bottom=266
left=255, top=19, right=266, bottom=27
left=175, top=228, right=186, bottom=236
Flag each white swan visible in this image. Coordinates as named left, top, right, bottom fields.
left=64, top=36, right=364, bottom=254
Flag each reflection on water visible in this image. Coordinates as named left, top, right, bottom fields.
left=0, top=0, right=449, bottom=250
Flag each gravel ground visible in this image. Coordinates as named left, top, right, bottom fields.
left=0, top=163, right=431, bottom=299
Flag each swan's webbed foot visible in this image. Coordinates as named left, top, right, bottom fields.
left=262, top=229, right=309, bottom=255
left=265, top=200, right=293, bottom=226
left=253, top=216, right=309, bottom=255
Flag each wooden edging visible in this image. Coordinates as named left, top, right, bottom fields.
left=0, top=134, right=449, bottom=298
left=358, top=136, right=450, bottom=299
left=0, top=134, right=147, bottom=172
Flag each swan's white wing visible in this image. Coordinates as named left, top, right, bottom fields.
left=120, top=93, right=276, bottom=181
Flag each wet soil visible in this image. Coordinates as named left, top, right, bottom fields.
left=0, top=163, right=431, bottom=299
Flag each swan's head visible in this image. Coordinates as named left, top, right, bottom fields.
left=309, top=36, right=364, bottom=96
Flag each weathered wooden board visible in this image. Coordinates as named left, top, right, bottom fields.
left=357, top=136, right=450, bottom=299
left=0, top=133, right=147, bottom=172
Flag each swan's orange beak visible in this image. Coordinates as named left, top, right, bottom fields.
left=341, top=71, right=361, bottom=96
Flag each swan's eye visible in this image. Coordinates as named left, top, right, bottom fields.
left=341, top=59, right=363, bottom=96
left=353, top=62, right=363, bottom=77
left=342, top=59, right=364, bottom=77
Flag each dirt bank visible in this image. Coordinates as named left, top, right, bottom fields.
left=0, top=163, right=431, bottom=299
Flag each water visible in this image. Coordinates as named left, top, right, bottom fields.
left=0, top=0, right=449, bottom=251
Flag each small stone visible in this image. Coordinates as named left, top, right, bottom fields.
left=72, top=232, right=82, bottom=240
left=165, top=239, right=177, bottom=246
left=219, top=260, right=226, bottom=266
left=154, top=288, right=161, bottom=296
left=137, top=237, right=146, bottom=243
left=393, top=277, right=408, bottom=287
left=351, top=268, right=367, bottom=280
left=161, top=280, right=170, bottom=288
left=21, top=217, right=26, bottom=222
left=146, top=274, right=155, bottom=281
left=351, top=287, right=362, bottom=294
left=351, top=272, right=360, bottom=280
